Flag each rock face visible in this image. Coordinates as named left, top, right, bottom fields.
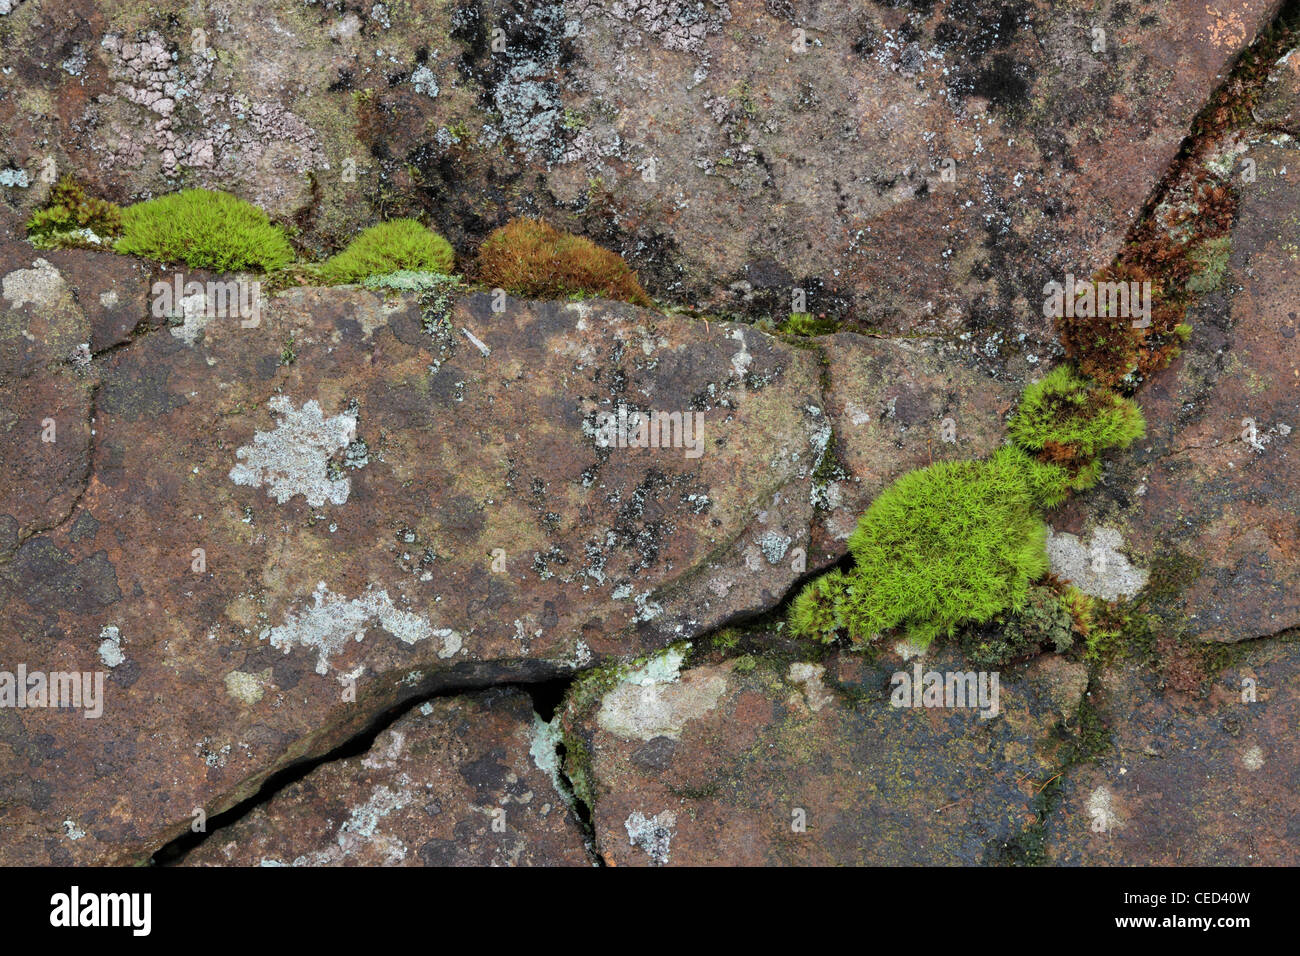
left=0, top=227, right=1033, bottom=864
left=0, top=0, right=1283, bottom=352
left=1047, top=638, right=1300, bottom=865
left=1050, top=142, right=1300, bottom=643
left=0, top=242, right=837, bottom=863
left=183, top=688, right=590, bottom=866
left=1255, top=46, right=1300, bottom=133
left=2, top=0, right=1298, bottom=872
left=558, top=641, right=1088, bottom=866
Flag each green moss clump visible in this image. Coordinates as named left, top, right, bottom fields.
left=788, top=569, right=853, bottom=643
left=1008, top=365, right=1145, bottom=491
left=790, top=446, right=1070, bottom=648
left=779, top=312, right=840, bottom=336
left=115, top=189, right=294, bottom=272
left=25, top=176, right=123, bottom=250
left=319, top=219, right=455, bottom=285
left=476, top=217, right=651, bottom=307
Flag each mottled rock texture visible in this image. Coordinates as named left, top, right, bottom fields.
left=183, top=688, right=590, bottom=866
left=558, top=641, right=1088, bottom=865
left=1047, top=637, right=1300, bottom=865
left=1051, top=142, right=1300, bottom=643
left=0, top=0, right=1283, bottom=362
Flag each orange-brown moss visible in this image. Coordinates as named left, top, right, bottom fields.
left=476, top=217, right=652, bottom=307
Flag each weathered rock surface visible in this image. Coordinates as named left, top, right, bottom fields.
left=183, top=688, right=589, bottom=866
left=1050, top=143, right=1300, bottom=642
left=1047, top=637, right=1300, bottom=864
left=0, top=0, right=1282, bottom=354
left=0, top=242, right=847, bottom=863
left=558, top=641, right=1088, bottom=865
left=1255, top=45, right=1300, bottom=133
left=0, top=224, right=1046, bottom=864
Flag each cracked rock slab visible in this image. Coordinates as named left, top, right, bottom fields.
left=0, top=260, right=834, bottom=864
left=559, top=642, right=1087, bottom=865
left=1047, top=638, right=1300, bottom=864
left=0, top=0, right=1283, bottom=361
left=1052, top=144, right=1300, bottom=642
left=182, top=688, right=589, bottom=867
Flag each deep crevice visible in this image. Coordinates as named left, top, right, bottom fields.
left=150, top=671, right=583, bottom=866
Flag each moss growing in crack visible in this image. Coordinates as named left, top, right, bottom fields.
left=1186, top=235, right=1232, bottom=293
left=318, top=219, right=455, bottom=284
left=115, top=188, right=295, bottom=273
left=779, top=312, right=840, bottom=336
left=959, top=584, right=1076, bottom=669
left=476, top=217, right=652, bottom=307
left=1008, top=365, right=1145, bottom=491
left=789, top=445, right=1071, bottom=648
left=25, top=175, right=122, bottom=249
left=788, top=569, right=853, bottom=644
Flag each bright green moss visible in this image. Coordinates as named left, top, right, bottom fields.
left=318, top=219, right=455, bottom=285
left=25, top=176, right=123, bottom=250
left=788, top=569, right=853, bottom=644
left=779, top=312, right=840, bottom=336
left=115, top=189, right=294, bottom=272
left=790, top=446, right=1069, bottom=648
left=1008, top=365, right=1145, bottom=491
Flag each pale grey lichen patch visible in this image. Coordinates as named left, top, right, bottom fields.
left=529, top=712, right=574, bottom=808
left=1047, top=526, right=1149, bottom=601
left=1087, top=785, right=1122, bottom=833
left=0, top=167, right=30, bottom=187
left=229, top=396, right=358, bottom=506
left=2, top=258, right=68, bottom=310
left=411, top=63, right=439, bottom=97
left=787, top=662, right=833, bottom=712
left=275, top=783, right=414, bottom=866
left=224, top=669, right=266, bottom=705
left=597, top=646, right=728, bottom=741
left=757, top=530, right=791, bottom=564
left=167, top=290, right=216, bottom=346
left=97, top=625, right=125, bottom=668
left=625, top=809, right=676, bottom=865
left=261, top=582, right=434, bottom=675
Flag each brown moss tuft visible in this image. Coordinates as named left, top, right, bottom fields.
left=1060, top=169, right=1239, bottom=389
left=476, top=217, right=652, bottom=307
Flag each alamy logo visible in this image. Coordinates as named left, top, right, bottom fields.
left=50, top=886, right=151, bottom=936
left=890, top=665, right=1000, bottom=719
left=152, top=274, right=262, bottom=328
left=0, top=665, right=104, bottom=718
left=1042, top=274, right=1151, bottom=328
left=592, top=404, right=704, bottom=459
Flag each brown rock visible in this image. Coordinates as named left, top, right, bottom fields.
left=1051, top=145, right=1300, bottom=642
left=1047, top=638, right=1300, bottom=864
left=0, top=0, right=1282, bottom=360
left=0, top=251, right=842, bottom=864
left=559, top=642, right=1087, bottom=865
left=182, top=688, right=589, bottom=866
